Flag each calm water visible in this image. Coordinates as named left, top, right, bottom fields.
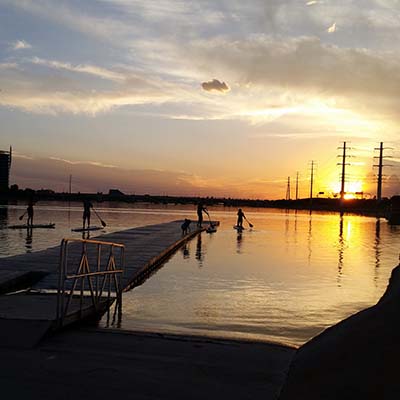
left=1, top=201, right=399, bottom=346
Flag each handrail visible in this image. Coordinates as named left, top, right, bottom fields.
left=60, top=237, right=125, bottom=248
left=56, top=238, right=125, bottom=327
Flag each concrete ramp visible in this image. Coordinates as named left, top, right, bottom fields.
left=0, top=319, right=52, bottom=348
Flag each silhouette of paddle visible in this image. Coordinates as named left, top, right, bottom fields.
left=19, top=212, right=27, bottom=221
left=93, top=209, right=107, bottom=227
left=244, top=216, right=253, bottom=228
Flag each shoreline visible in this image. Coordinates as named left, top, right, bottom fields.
left=0, top=194, right=390, bottom=220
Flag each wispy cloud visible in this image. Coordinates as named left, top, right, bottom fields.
left=31, top=57, right=125, bottom=82
left=327, top=22, right=336, bottom=33
left=12, top=40, right=32, bottom=50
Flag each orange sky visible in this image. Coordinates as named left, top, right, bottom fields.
left=1, top=1, right=400, bottom=198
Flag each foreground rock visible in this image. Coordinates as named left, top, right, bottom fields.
left=280, top=264, right=400, bottom=399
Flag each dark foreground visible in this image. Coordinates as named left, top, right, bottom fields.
left=0, top=328, right=295, bottom=400
left=280, top=264, right=400, bottom=399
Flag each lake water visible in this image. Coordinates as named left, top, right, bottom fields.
left=1, top=201, right=399, bottom=346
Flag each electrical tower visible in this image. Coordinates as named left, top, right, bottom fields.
left=309, top=161, right=315, bottom=200
left=295, top=171, right=299, bottom=200
left=337, top=142, right=351, bottom=201
left=373, top=142, right=392, bottom=201
left=286, top=176, right=291, bottom=200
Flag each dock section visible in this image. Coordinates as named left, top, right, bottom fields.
left=0, top=220, right=217, bottom=343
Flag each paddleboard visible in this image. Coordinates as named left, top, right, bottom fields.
left=71, top=226, right=103, bottom=232
left=233, top=225, right=245, bottom=231
left=206, top=226, right=217, bottom=233
left=8, top=223, right=56, bottom=229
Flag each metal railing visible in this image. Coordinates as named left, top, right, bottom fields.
left=56, top=238, right=125, bottom=327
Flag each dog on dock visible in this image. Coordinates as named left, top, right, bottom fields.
left=181, top=219, right=191, bottom=235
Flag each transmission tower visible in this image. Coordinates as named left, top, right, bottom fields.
left=286, top=176, right=291, bottom=200
left=373, top=142, right=392, bottom=201
left=337, top=142, right=351, bottom=201
left=309, top=161, right=315, bottom=200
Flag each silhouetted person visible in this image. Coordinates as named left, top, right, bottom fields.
left=197, top=202, right=208, bottom=227
left=83, top=199, right=93, bottom=229
left=237, top=208, right=245, bottom=228
left=27, top=198, right=34, bottom=227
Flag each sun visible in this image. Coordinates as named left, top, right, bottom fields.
left=330, top=181, right=364, bottom=199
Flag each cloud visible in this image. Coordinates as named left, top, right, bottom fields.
left=186, top=36, right=400, bottom=121
left=327, top=22, right=336, bottom=33
left=306, top=1, right=319, bottom=5
left=201, top=79, right=230, bottom=93
left=31, top=57, right=125, bottom=82
left=12, top=40, right=32, bottom=50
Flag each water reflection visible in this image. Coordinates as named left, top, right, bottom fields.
left=195, top=234, right=204, bottom=267
left=374, top=219, right=382, bottom=285
left=337, top=216, right=345, bottom=286
left=181, top=242, right=190, bottom=259
left=82, top=231, right=91, bottom=240
left=94, top=205, right=400, bottom=346
left=25, top=228, right=33, bottom=253
left=307, top=214, right=312, bottom=265
left=236, top=231, right=243, bottom=254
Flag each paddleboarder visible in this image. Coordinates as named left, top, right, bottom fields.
left=26, top=198, right=34, bottom=227
left=197, top=201, right=208, bottom=227
left=236, top=208, right=245, bottom=229
left=83, top=199, right=93, bottom=230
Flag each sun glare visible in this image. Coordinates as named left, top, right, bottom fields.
left=331, top=181, right=364, bottom=199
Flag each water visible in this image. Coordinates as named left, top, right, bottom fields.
left=1, top=202, right=399, bottom=346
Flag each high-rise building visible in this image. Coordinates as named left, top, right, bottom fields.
left=0, top=147, right=12, bottom=192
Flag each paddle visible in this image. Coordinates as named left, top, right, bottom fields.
left=93, top=208, right=107, bottom=227
left=206, top=211, right=215, bottom=228
left=244, top=216, right=253, bottom=228
left=19, top=211, right=27, bottom=221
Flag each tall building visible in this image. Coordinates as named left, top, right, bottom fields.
left=0, top=147, right=12, bottom=192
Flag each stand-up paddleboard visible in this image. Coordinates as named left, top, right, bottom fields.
left=8, top=223, right=56, bottom=229
left=71, top=226, right=103, bottom=233
left=206, top=225, right=217, bottom=233
left=233, top=225, right=245, bottom=231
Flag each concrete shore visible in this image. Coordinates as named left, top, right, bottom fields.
left=0, top=328, right=295, bottom=400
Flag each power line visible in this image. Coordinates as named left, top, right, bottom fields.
left=337, top=141, right=352, bottom=201
left=286, top=176, right=291, bottom=200
left=373, top=142, right=392, bottom=200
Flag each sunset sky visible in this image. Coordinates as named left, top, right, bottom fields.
left=0, top=0, right=399, bottom=198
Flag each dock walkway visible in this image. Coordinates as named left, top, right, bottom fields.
left=0, top=220, right=216, bottom=342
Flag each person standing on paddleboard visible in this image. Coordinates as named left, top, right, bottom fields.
left=83, top=199, right=93, bottom=229
left=26, top=198, right=34, bottom=227
left=237, top=208, right=245, bottom=228
left=197, top=201, right=208, bottom=227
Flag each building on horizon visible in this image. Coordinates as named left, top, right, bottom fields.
left=0, top=147, right=12, bottom=192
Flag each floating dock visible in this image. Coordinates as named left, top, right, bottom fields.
left=0, top=220, right=217, bottom=345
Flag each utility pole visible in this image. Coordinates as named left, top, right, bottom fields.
left=309, top=161, right=315, bottom=200
left=373, top=142, right=392, bottom=201
left=295, top=171, right=299, bottom=200
left=337, top=142, right=351, bottom=201
left=286, top=176, right=291, bottom=200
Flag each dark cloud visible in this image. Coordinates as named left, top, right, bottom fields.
left=201, top=79, right=229, bottom=93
